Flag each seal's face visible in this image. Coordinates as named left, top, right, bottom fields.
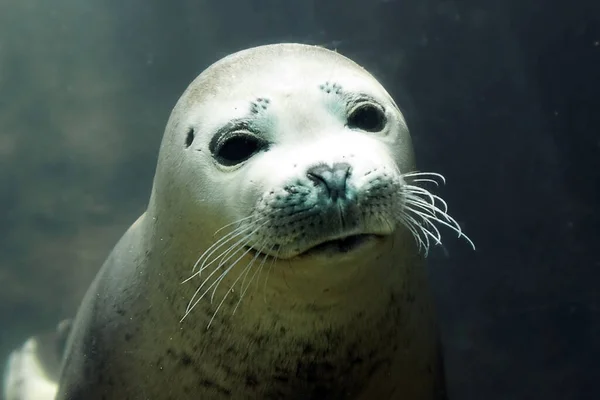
left=229, top=92, right=408, bottom=260
left=175, top=45, right=415, bottom=260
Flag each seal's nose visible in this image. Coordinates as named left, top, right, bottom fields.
left=306, top=162, right=352, bottom=202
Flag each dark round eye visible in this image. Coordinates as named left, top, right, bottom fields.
left=347, top=103, right=387, bottom=132
left=210, top=132, right=267, bottom=166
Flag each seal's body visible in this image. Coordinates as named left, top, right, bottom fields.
left=4, top=43, right=472, bottom=399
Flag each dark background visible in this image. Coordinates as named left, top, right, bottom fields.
left=0, top=0, right=598, bottom=399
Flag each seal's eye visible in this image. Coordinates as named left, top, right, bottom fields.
left=210, top=132, right=267, bottom=167
left=347, top=103, right=387, bottom=132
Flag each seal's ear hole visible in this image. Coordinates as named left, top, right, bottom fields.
left=347, top=104, right=386, bottom=132
left=185, top=128, right=195, bottom=148
left=212, top=134, right=267, bottom=167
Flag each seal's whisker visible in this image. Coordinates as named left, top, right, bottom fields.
left=401, top=212, right=434, bottom=246
left=379, top=213, right=396, bottom=235
left=206, top=245, right=253, bottom=312
left=401, top=212, right=440, bottom=252
left=406, top=192, right=451, bottom=220
left=406, top=211, right=442, bottom=245
left=199, top=224, right=253, bottom=268
left=207, top=245, right=262, bottom=329
left=190, top=223, right=254, bottom=275
left=237, top=242, right=267, bottom=300
left=198, top=223, right=250, bottom=265
left=396, top=170, right=476, bottom=256
left=404, top=193, right=449, bottom=218
left=398, top=215, right=427, bottom=252
left=212, top=221, right=270, bottom=272
left=263, top=246, right=279, bottom=303
left=403, top=191, right=475, bottom=251
left=405, top=196, right=463, bottom=234
left=404, top=185, right=449, bottom=214
left=405, top=201, right=454, bottom=238
left=211, top=238, right=265, bottom=304
left=236, top=257, right=264, bottom=308
left=404, top=199, right=446, bottom=237
left=396, top=213, right=424, bottom=248
left=182, top=225, right=249, bottom=284
left=184, top=239, right=248, bottom=315
left=251, top=243, right=272, bottom=297
left=183, top=221, right=271, bottom=319
left=212, top=215, right=262, bottom=237
left=402, top=171, right=447, bottom=185
left=215, top=238, right=248, bottom=270
left=183, top=246, right=248, bottom=322
left=404, top=206, right=444, bottom=247
left=197, top=221, right=268, bottom=276
left=416, top=210, right=475, bottom=250
left=209, top=244, right=251, bottom=303
left=232, top=244, right=270, bottom=316
left=403, top=185, right=439, bottom=213
left=410, top=178, right=441, bottom=186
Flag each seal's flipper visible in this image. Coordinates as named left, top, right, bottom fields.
left=2, top=319, right=72, bottom=400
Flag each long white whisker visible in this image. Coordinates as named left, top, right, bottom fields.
left=183, top=219, right=274, bottom=322
left=402, top=171, right=447, bottom=185
left=403, top=185, right=437, bottom=212
left=396, top=171, right=476, bottom=254
left=182, top=223, right=267, bottom=318
left=404, top=198, right=448, bottom=235
left=398, top=215, right=427, bottom=251
left=401, top=212, right=441, bottom=253
left=189, top=223, right=254, bottom=275
left=182, top=244, right=249, bottom=323
left=211, top=221, right=270, bottom=272
left=405, top=206, right=444, bottom=246
left=251, top=245, right=272, bottom=298
left=404, top=207, right=443, bottom=243
left=237, top=242, right=267, bottom=299
left=416, top=210, right=475, bottom=250
left=233, top=245, right=271, bottom=315
left=404, top=195, right=475, bottom=251
left=212, top=215, right=261, bottom=237
left=182, top=225, right=250, bottom=284
left=395, top=210, right=423, bottom=246
left=404, top=185, right=449, bottom=213
left=402, top=212, right=432, bottom=245
left=410, top=191, right=450, bottom=216
left=197, top=221, right=268, bottom=277
left=405, top=193, right=450, bottom=219
left=206, top=245, right=262, bottom=329
left=263, top=246, right=279, bottom=303
left=411, top=178, right=440, bottom=186
left=209, top=246, right=252, bottom=303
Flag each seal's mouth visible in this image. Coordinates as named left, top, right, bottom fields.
left=297, top=233, right=381, bottom=257
left=243, top=233, right=386, bottom=260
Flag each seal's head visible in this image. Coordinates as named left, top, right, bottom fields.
left=146, top=43, right=472, bottom=323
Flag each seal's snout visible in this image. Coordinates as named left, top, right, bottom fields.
left=306, top=162, right=352, bottom=202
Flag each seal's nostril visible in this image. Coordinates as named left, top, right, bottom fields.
left=306, top=162, right=352, bottom=201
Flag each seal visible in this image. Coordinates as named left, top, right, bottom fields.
left=3, top=43, right=473, bottom=400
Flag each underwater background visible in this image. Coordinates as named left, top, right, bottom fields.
left=0, top=0, right=598, bottom=399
